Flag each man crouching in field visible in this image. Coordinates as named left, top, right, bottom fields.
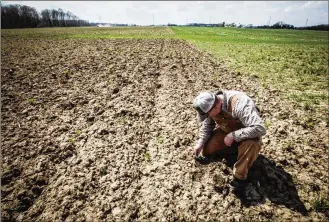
left=193, top=90, right=266, bottom=192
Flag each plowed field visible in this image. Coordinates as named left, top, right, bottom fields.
left=1, top=37, right=328, bottom=221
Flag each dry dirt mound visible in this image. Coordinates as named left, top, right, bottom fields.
left=1, top=38, right=328, bottom=221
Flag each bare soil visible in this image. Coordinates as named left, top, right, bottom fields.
left=1, top=38, right=328, bottom=221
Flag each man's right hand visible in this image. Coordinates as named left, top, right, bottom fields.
left=194, top=144, right=203, bottom=156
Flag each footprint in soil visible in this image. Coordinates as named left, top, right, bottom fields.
left=198, top=153, right=308, bottom=216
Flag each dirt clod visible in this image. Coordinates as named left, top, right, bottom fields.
left=112, top=88, right=120, bottom=94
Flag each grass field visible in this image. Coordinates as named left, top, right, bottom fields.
left=1, top=26, right=175, bottom=39
left=171, top=27, right=328, bottom=113
left=2, top=26, right=328, bottom=112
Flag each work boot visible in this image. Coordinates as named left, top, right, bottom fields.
left=229, top=177, right=248, bottom=194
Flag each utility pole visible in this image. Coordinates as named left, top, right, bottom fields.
left=306, top=18, right=308, bottom=26
left=209, top=14, right=212, bottom=24
left=269, top=16, right=271, bottom=26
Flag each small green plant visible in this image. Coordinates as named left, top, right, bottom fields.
left=211, top=74, right=218, bottom=81
left=75, top=130, right=81, bottom=136
left=107, top=79, right=114, bottom=86
left=63, top=69, right=71, bottom=74
left=262, top=82, right=269, bottom=89
left=265, top=120, right=271, bottom=129
left=301, top=117, right=315, bottom=129
left=284, top=140, right=294, bottom=152
left=156, top=135, right=164, bottom=144
left=144, top=152, right=151, bottom=162
left=313, top=195, right=329, bottom=214
left=68, top=137, right=75, bottom=145
left=117, top=116, right=128, bottom=124
left=303, top=101, right=313, bottom=111
left=63, top=69, right=73, bottom=79
left=27, top=98, right=35, bottom=104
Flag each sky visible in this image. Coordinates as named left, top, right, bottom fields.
left=2, top=1, right=329, bottom=27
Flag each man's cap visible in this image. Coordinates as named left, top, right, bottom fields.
left=193, top=92, right=216, bottom=122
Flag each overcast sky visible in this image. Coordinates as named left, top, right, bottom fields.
left=2, top=1, right=328, bottom=26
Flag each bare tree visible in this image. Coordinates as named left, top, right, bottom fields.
left=1, top=4, right=39, bottom=28
left=1, top=3, right=90, bottom=28
left=41, top=9, right=51, bottom=27
left=58, top=8, right=65, bottom=27
left=51, top=9, right=59, bottom=27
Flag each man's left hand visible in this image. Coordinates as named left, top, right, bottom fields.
left=224, top=133, right=234, bottom=146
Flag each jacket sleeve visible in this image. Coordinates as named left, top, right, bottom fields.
left=232, top=97, right=266, bottom=142
left=196, top=117, right=216, bottom=147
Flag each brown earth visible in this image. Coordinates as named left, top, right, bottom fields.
left=1, top=38, right=328, bottom=221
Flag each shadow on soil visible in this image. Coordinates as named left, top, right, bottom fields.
left=199, top=153, right=308, bottom=216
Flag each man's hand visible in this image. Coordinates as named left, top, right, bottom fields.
left=194, top=144, right=203, bottom=156
left=224, top=133, right=234, bottom=146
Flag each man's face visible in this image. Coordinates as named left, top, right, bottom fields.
left=208, top=97, right=222, bottom=117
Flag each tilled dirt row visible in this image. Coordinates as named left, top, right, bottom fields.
left=1, top=38, right=328, bottom=221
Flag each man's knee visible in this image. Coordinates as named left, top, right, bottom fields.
left=238, top=138, right=262, bottom=158
left=203, top=129, right=227, bottom=156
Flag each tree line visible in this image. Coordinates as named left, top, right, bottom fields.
left=256, top=21, right=329, bottom=31
left=1, top=4, right=90, bottom=29
left=183, top=21, right=328, bottom=31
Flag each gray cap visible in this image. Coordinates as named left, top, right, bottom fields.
left=193, top=92, right=216, bottom=122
